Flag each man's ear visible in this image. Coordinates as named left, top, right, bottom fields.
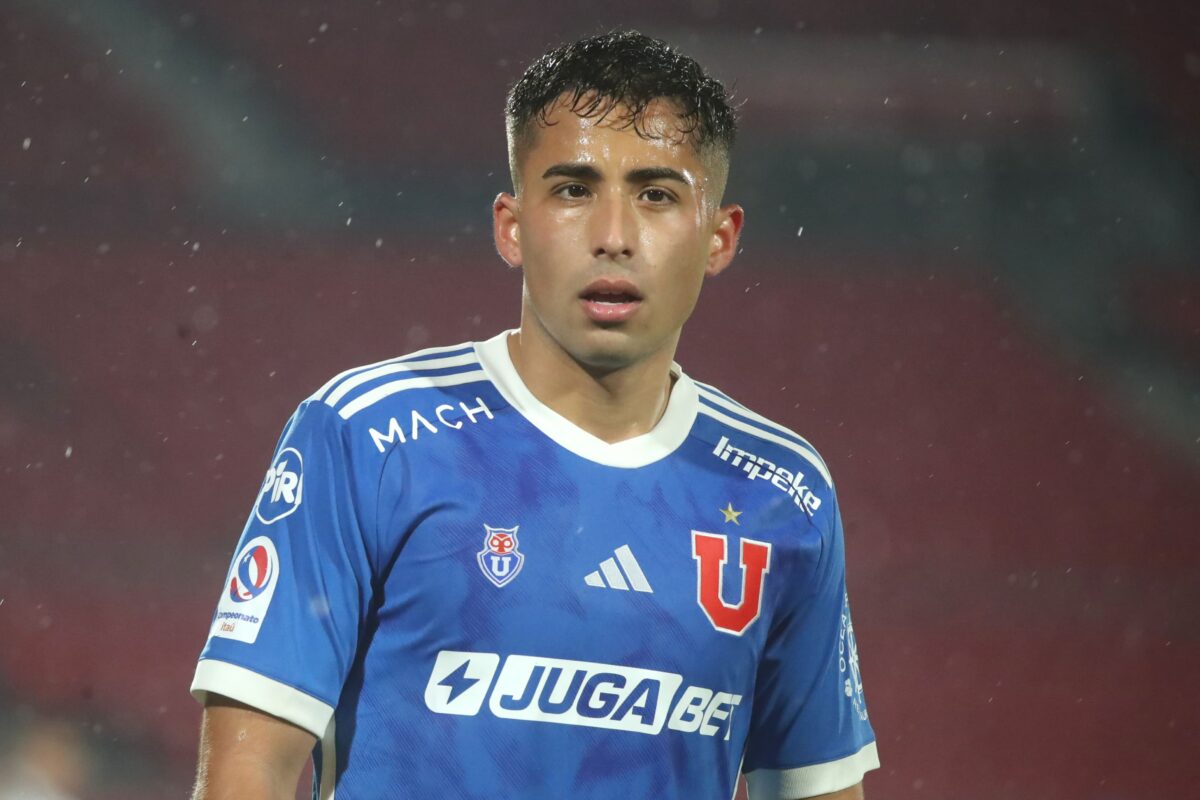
left=705, top=203, right=744, bottom=277
left=493, top=192, right=522, bottom=268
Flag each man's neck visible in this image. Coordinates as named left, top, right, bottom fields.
left=506, top=327, right=676, bottom=445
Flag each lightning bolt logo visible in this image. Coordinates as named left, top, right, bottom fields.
left=423, top=651, right=501, bottom=715
left=438, top=661, right=479, bottom=704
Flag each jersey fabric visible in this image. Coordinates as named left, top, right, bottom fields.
left=191, top=330, right=879, bottom=800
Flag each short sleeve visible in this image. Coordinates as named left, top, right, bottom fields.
left=190, top=399, right=376, bottom=739
left=743, top=494, right=879, bottom=799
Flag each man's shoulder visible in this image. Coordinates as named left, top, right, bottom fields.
left=689, top=376, right=835, bottom=505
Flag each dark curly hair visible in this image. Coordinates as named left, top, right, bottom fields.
left=505, top=31, right=738, bottom=194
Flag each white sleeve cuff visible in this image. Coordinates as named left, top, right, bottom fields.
left=191, top=659, right=334, bottom=739
left=745, top=741, right=880, bottom=799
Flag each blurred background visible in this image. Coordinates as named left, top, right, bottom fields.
left=2, top=1, right=1198, bottom=798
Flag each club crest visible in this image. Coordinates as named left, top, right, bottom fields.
left=477, top=525, right=524, bottom=588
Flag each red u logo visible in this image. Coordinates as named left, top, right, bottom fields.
left=691, top=532, right=772, bottom=635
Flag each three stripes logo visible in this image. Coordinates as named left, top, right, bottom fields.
left=583, top=545, right=653, bottom=593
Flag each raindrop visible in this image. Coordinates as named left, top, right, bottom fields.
left=191, top=305, right=220, bottom=333
left=407, top=325, right=430, bottom=348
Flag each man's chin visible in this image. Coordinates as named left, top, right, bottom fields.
left=568, top=327, right=660, bottom=373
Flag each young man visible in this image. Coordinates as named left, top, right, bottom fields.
left=190, top=31, right=878, bottom=800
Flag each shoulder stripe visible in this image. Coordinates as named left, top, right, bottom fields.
left=311, top=341, right=476, bottom=403
left=400, top=343, right=476, bottom=363
left=311, top=356, right=407, bottom=404
left=697, top=403, right=833, bottom=488
left=337, top=369, right=490, bottom=420
left=693, top=380, right=739, bottom=406
left=323, top=352, right=479, bottom=408
left=694, top=384, right=828, bottom=473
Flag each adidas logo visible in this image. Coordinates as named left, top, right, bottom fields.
left=583, top=545, right=653, bottom=593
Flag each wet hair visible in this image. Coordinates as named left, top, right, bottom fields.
left=505, top=31, right=737, bottom=194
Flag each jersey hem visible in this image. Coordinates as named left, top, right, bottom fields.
left=744, top=740, right=880, bottom=799
left=190, top=658, right=334, bottom=739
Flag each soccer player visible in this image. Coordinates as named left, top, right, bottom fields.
left=190, top=31, right=879, bottom=800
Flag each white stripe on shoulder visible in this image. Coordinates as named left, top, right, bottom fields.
left=337, top=369, right=490, bottom=419
left=698, top=403, right=833, bottom=488
left=693, top=380, right=737, bottom=405
left=310, top=341, right=475, bottom=403
left=695, top=383, right=827, bottom=471
left=323, top=352, right=479, bottom=407
left=310, top=355, right=407, bottom=403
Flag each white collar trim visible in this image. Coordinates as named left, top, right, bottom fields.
left=474, top=330, right=698, bottom=469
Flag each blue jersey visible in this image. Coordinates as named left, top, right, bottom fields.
left=191, top=330, right=878, bottom=799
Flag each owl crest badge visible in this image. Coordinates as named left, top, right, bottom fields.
left=477, top=524, right=524, bottom=588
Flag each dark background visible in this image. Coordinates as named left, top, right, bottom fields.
left=2, top=1, right=1198, bottom=797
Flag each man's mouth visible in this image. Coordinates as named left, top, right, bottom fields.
left=580, top=279, right=643, bottom=323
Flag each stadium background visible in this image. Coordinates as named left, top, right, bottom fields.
left=2, top=1, right=1198, bottom=797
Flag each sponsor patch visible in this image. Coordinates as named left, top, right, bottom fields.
left=209, top=536, right=280, bottom=644
left=367, top=397, right=495, bottom=453
left=256, top=447, right=304, bottom=524
left=711, top=435, right=821, bottom=515
left=424, top=650, right=501, bottom=716
left=424, top=651, right=742, bottom=740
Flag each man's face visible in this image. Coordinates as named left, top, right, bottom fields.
left=494, top=97, right=743, bottom=373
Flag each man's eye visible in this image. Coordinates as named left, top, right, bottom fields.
left=556, top=184, right=590, bottom=199
left=641, top=188, right=673, bottom=203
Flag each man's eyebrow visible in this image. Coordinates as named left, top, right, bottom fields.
left=542, top=163, right=602, bottom=181
left=540, top=163, right=692, bottom=187
left=625, top=166, right=691, bottom=186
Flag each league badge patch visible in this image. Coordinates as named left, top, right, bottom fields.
left=229, top=540, right=275, bottom=602
left=209, top=535, right=280, bottom=644
left=477, top=525, right=524, bottom=588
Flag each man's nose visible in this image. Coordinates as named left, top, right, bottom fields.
left=590, top=191, right=636, bottom=260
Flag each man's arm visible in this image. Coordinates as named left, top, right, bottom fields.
left=191, top=694, right=316, bottom=800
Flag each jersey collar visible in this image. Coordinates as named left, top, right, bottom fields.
left=474, top=330, right=698, bottom=469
